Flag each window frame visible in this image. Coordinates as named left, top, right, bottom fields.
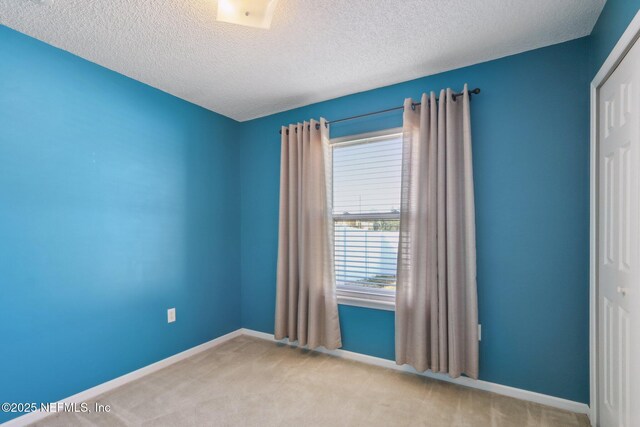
left=330, top=128, right=403, bottom=311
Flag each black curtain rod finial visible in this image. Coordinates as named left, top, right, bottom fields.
left=452, top=87, right=480, bottom=101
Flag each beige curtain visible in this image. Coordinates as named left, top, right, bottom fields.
left=395, top=85, right=479, bottom=379
left=274, top=118, right=342, bottom=350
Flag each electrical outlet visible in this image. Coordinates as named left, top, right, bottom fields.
left=167, top=308, right=176, bottom=323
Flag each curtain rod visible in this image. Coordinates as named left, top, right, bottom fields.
left=279, top=88, right=480, bottom=135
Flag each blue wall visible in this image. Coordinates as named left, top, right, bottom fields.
left=0, top=26, right=241, bottom=423
left=590, top=0, right=640, bottom=76
left=239, top=38, right=591, bottom=403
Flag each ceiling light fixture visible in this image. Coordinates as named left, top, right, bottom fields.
left=216, top=0, right=279, bottom=29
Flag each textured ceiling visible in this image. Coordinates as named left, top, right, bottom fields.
left=1, top=0, right=605, bottom=121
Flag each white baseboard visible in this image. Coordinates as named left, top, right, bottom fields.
left=3, top=327, right=589, bottom=426
left=1, top=329, right=243, bottom=427
left=240, top=328, right=590, bottom=416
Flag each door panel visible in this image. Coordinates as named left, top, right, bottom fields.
left=598, top=37, right=640, bottom=427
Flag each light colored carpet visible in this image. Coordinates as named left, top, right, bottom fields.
left=32, top=335, right=589, bottom=427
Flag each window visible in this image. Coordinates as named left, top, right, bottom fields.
left=331, top=129, right=402, bottom=310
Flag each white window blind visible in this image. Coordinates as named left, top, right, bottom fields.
left=331, top=130, right=402, bottom=303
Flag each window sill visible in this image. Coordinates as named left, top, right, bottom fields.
left=336, top=289, right=395, bottom=311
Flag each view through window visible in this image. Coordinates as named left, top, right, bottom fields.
left=332, top=130, right=402, bottom=299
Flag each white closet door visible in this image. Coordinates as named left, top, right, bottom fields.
left=598, top=36, right=640, bottom=427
